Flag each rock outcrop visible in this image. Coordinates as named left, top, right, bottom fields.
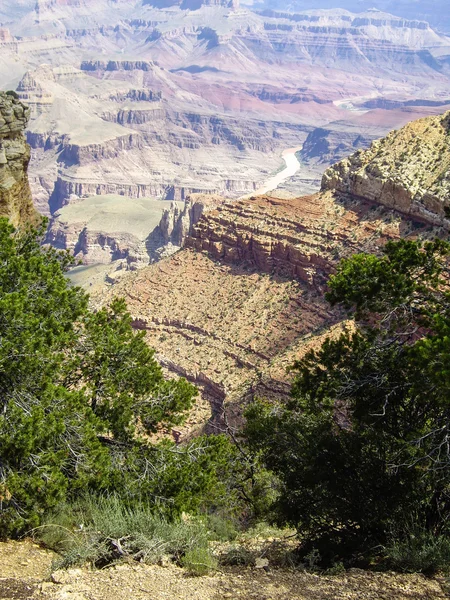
left=159, top=193, right=226, bottom=246
left=0, top=28, right=13, bottom=43
left=0, top=93, right=39, bottom=227
left=92, top=111, right=449, bottom=434
left=322, top=110, right=450, bottom=226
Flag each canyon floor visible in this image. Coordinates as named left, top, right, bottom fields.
left=1, top=540, right=448, bottom=600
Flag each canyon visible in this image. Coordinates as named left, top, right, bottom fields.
left=1, top=1, right=450, bottom=266
left=90, top=110, right=450, bottom=437
left=1, top=91, right=449, bottom=600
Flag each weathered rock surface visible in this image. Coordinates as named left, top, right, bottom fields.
left=95, top=187, right=435, bottom=430
left=94, top=197, right=418, bottom=431
left=322, top=110, right=450, bottom=226
left=92, top=111, right=449, bottom=433
left=0, top=93, right=39, bottom=227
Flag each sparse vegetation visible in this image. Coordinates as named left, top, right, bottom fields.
left=36, top=495, right=215, bottom=571
left=386, top=528, right=450, bottom=576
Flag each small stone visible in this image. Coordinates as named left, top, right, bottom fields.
left=40, top=581, right=56, bottom=592
left=255, top=557, right=269, bottom=569
left=51, top=568, right=83, bottom=584
left=158, top=554, right=173, bottom=568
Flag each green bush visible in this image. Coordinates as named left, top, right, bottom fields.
left=219, top=545, right=254, bottom=567
left=37, top=495, right=213, bottom=569
left=386, top=530, right=450, bottom=575
left=245, top=239, right=450, bottom=569
left=181, top=546, right=218, bottom=576
left=0, top=219, right=237, bottom=537
left=204, top=513, right=238, bottom=542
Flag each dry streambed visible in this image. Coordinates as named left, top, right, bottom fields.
left=0, top=540, right=449, bottom=600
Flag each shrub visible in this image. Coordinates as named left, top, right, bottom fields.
left=204, top=513, right=238, bottom=542
left=219, top=545, right=254, bottom=567
left=181, top=546, right=218, bottom=576
left=36, top=495, right=213, bottom=569
left=245, top=239, right=450, bottom=569
left=386, top=529, right=450, bottom=575
left=0, top=219, right=237, bottom=536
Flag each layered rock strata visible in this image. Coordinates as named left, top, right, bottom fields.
left=93, top=111, right=449, bottom=436
left=97, top=187, right=432, bottom=431
left=322, top=110, right=450, bottom=226
left=0, top=93, right=39, bottom=227
left=47, top=194, right=184, bottom=266
left=4, top=2, right=449, bottom=231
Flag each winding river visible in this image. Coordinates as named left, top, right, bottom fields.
left=241, top=146, right=303, bottom=199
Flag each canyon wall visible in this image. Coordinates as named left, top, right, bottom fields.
left=322, top=110, right=450, bottom=227
left=0, top=93, right=39, bottom=227
left=93, top=110, right=448, bottom=435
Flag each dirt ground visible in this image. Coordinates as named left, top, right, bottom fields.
left=1, top=540, right=449, bottom=600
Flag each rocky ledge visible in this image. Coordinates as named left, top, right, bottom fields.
left=322, top=111, right=450, bottom=227
left=93, top=111, right=450, bottom=434
left=0, top=93, right=39, bottom=227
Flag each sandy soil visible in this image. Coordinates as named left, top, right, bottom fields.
left=0, top=540, right=448, bottom=600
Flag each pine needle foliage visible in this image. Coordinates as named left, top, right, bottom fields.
left=0, top=219, right=235, bottom=537
left=245, top=239, right=450, bottom=570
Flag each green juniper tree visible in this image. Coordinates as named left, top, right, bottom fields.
left=0, top=219, right=235, bottom=537
left=245, top=239, right=450, bottom=570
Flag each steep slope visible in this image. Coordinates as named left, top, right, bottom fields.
left=94, top=111, right=449, bottom=435
left=0, top=92, right=39, bottom=227
left=322, top=110, right=450, bottom=226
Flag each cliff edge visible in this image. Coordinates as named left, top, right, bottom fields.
left=322, top=110, right=450, bottom=227
left=91, top=110, right=450, bottom=435
left=0, top=93, right=39, bottom=228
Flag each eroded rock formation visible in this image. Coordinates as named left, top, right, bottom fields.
left=322, top=110, right=450, bottom=226
left=0, top=93, right=39, bottom=227
left=159, top=193, right=226, bottom=246
left=93, top=111, right=449, bottom=436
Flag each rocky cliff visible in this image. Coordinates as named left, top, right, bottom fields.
left=322, top=110, right=450, bottom=226
left=92, top=111, right=448, bottom=436
left=0, top=93, right=39, bottom=228
left=46, top=194, right=185, bottom=267
left=158, top=193, right=226, bottom=247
